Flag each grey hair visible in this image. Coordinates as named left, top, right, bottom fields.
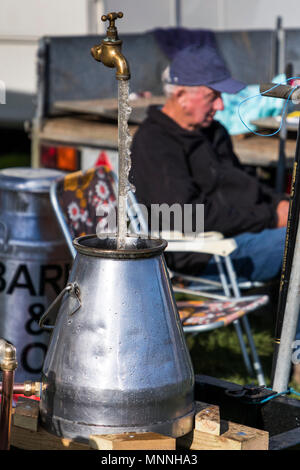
left=161, top=66, right=180, bottom=97
left=161, top=65, right=201, bottom=97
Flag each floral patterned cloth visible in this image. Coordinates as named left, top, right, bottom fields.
left=56, top=166, right=117, bottom=239
left=177, top=295, right=268, bottom=328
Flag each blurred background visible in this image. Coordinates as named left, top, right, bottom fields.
left=1, top=0, right=300, bottom=168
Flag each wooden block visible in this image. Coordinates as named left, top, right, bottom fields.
left=222, top=421, right=269, bottom=450
left=195, top=401, right=220, bottom=436
left=177, top=420, right=269, bottom=450
left=11, top=397, right=92, bottom=449
left=89, top=432, right=176, bottom=450
left=12, top=397, right=39, bottom=432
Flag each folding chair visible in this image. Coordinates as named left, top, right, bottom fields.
left=50, top=165, right=267, bottom=385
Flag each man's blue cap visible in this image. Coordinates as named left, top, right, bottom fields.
left=167, top=44, right=245, bottom=94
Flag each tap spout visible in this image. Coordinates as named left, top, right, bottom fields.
left=91, top=42, right=130, bottom=80
left=91, top=11, right=130, bottom=81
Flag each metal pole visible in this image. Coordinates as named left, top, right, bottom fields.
left=271, top=118, right=300, bottom=386
left=275, top=63, right=293, bottom=194
left=275, top=109, right=287, bottom=193
left=31, top=39, right=48, bottom=169
left=273, top=219, right=300, bottom=392
left=175, top=0, right=181, bottom=27
left=274, top=16, right=284, bottom=77
left=260, top=84, right=300, bottom=387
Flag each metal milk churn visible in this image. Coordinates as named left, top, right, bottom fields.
left=0, top=167, right=72, bottom=382
left=39, top=234, right=195, bottom=442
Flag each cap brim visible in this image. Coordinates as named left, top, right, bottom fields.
left=210, top=77, right=246, bottom=94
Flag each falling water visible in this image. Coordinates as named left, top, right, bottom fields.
left=117, top=80, right=135, bottom=249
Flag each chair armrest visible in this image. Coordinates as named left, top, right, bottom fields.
left=158, top=230, right=224, bottom=241
left=165, top=237, right=237, bottom=257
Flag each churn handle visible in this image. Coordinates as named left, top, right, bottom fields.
left=39, top=282, right=81, bottom=331
left=0, top=221, right=9, bottom=252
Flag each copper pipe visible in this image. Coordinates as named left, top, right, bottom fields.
left=0, top=379, right=41, bottom=450
left=0, top=339, right=18, bottom=451
left=0, top=381, right=41, bottom=396
left=10, top=383, right=25, bottom=394
left=0, top=383, right=24, bottom=394
left=0, top=369, right=15, bottom=450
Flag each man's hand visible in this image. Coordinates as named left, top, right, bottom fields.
left=276, top=200, right=289, bottom=228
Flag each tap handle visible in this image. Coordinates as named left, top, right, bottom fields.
left=101, top=11, right=123, bottom=39
left=101, top=11, right=123, bottom=23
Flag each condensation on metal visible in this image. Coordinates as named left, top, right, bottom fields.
left=40, top=235, right=195, bottom=442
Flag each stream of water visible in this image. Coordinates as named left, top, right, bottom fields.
left=117, top=80, right=134, bottom=249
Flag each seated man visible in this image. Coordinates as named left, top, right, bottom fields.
left=130, top=44, right=289, bottom=284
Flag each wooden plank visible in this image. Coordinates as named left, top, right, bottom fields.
left=232, top=134, right=296, bottom=168
left=251, top=116, right=299, bottom=132
left=39, top=113, right=297, bottom=169
left=11, top=398, right=91, bottom=450
left=38, top=117, right=138, bottom=148
left=195, top=402, right=220, bottom=435
left=12, top=397, right=39, bottom=432
left=89, top=432, right=176, bottom=450
left=177, top=420, right=269, bottom=450
left=54, top=96, right=166, bottom=115
left=11, top=424, right=91, bottom=450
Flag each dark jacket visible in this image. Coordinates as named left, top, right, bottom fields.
left=130, top=105, right=283, bottom=275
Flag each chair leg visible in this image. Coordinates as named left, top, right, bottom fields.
left=224, top=255, right=266, bottom=386
left=233, top=319, right=255, bottom=378
left=241, top=316, right=266, bottom=386
left=214, top=254, right=231, bottom=296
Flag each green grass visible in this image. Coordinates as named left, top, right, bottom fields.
left=0, top=127, right=31, bottom=169
left=178, top=291, right=300, bottom=399
left=0, top=153, right=31, bottom=169
left=186, top=314, right=273, bottom=384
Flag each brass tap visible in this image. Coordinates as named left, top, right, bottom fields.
left=22, top=380, right=42, bottom=397
left=0, top=339, right=17, bottom=371
left=91, top=11, right=130, bottom=81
